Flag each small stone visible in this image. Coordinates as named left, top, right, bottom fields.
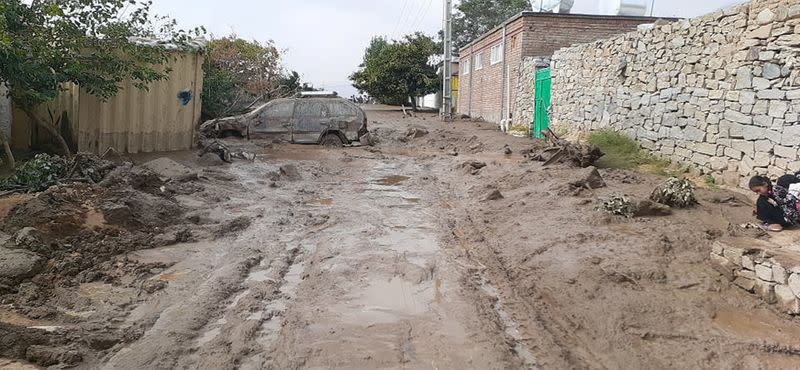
left=762, top=63, right=781, bottom=80
left=754, top=279, right=777, bottom=304
left=789, top=273, right=800, bottom=297
left=569, top=166, right=606, bottom=189
left=711, top=254, right=737, bottom=281
left=756, top=9, right=775, bottom=25
left=734, top=277, right=756, bottom=292
left=756, top=264, right=773, bottom=281
left=774, top=284, right=800, bottom=314
left=742, top=254, right=755, bottom=270
left=712, top=241, right=725, bottom=255
left=482, top=189, right=504, bottom=201
left=774, top=264, right=789, bottom=284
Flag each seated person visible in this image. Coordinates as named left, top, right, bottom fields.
left=749, top=175, right=800, bottom=232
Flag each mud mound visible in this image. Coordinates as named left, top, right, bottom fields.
left=142, top=158, right=198, bottom=182
left=3, top=184, right=97, bottom=238
left=99, top=163, right=164, bottom=193
left=100, top=191, right=183, bottom=229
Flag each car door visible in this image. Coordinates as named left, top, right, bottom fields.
left=249, top=100, right=294, bottom=141
left=292, top=100, right=330, bottom=143
left=327, top=101, right=360, bottom=142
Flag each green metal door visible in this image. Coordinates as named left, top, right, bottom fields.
left=532, top=67, right=552, bottom=139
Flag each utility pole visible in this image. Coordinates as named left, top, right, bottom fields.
left=441, top=0, right=453, bottom=121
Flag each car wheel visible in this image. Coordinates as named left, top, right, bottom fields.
left=320, top=133, right=344, bottom=147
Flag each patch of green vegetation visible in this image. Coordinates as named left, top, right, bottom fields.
left=0, top=154, right=67, bottom=192
left=704, top=174, right=717, bottom=187
left=586, top=129, right=681, bottom=176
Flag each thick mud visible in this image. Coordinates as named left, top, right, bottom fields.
left=1, top=107, right=800, bottom=368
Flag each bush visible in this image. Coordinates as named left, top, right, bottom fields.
left=587, top=129, right=674, bottom=175
left=0, top=154, right=68, bottom=192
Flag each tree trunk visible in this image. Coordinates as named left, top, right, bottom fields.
left=409, top=97, right=418, bottom=112
left=0, top=131, right=14, bottom=169
left=23, top=108, right=72, bottom=157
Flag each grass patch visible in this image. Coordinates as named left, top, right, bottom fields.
left=586, top=129, right=680, bottom=176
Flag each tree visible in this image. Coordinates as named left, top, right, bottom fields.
left=350, top=33, right=440, bottom=110
left=0, top=0, right=202, bottom=165
left=202, top=37, right=321, bottom=120
left=453, top=0, right=531, bottom=51
left=201, top=36, right=283, bottom=119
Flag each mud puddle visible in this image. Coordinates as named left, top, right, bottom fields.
left=374, top=175, right=410, bottom=186
left=714, top=307, right=800, bottom=345
left=332, top=277, right=435, bottom=325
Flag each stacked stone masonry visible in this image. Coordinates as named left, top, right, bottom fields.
left=550, top=0, right=800, bottom=185
left=711, top=237, right=800, bottom=315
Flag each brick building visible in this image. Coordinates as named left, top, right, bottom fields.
left=457, top=12, right=671, bottom=127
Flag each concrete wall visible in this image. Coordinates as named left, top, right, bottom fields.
left=550, top=0, right=800, bottom=185
left=459, top=12, right=666, bottom=127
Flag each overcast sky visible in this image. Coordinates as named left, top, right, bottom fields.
left=150, top=0, right=744, bottom=97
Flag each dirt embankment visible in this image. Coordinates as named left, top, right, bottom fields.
left=0, top=154, right=254, bottom=367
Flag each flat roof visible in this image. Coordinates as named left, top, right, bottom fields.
left=458, top=11, right=681, bottom=52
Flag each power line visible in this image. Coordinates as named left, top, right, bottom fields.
left=408, top=0, right=435, bottom=34
left=392, top=0, right=411, bottom=39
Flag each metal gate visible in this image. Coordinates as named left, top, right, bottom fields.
left=532, top=67, right=551, bottom=139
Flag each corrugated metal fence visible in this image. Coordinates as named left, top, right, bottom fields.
left=10, top=52, right=204, bottom=154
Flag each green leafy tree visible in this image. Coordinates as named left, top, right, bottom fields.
left=350, top=33, right=440, bottom=110
left=453, top=0, right=531, bottom=50
left=0, top=0, right=202, bottom=166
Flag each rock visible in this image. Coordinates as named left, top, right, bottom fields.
left=279, top=164, right=302, bottom=181
left=633, top=200, right=672, bottom=217
left=461, top=161, right=487, bottom=175
left=142, top=157, right=197, bottom=182
left=774, top=284, right=800, bottom=314
left=99, top=203, right=134, bottom=225
left=710, top=254, right=737, bottom=281
left=733, top=276, right=755, bottom=292
left=762, top=63, right=781, bottom=80
left=569, top=166, right=606, bottom=189
left=755, top=264, right=773, bottom=282
left=482, top=189, right=504, bottom=201
left=756, top=9, right=775, bottom=25
left=754, top=279, right=777, bottom=304
left=789, top=273, right=800, bottom=298
left=773, top=263, right=789, bottom=284
left=25, top=345, right=82, bottom=367
left=0, top=247, right=44, bottom=280
left=504, top=146, right=513, bottom=155
left=406, top=128, right=429, bottom=139
left=13, top=227, right=44, bottom=250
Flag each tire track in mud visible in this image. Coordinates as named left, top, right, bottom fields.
left=103, top=252, right=262, bottom=369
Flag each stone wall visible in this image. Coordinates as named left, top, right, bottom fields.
left=711, top=237, right=800, bottom=315
left=510, top=57, right=549, bottom=133
left=550, top=0, right=800, bottom=185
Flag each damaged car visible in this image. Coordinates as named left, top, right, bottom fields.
left=199, top=94, right=369, bottom=147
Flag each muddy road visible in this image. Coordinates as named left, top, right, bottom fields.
left=3, top=106, right=800, bottom=369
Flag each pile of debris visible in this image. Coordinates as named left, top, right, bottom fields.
left=650, top=177, right=697, bottom=208
left=528, top=129, right=603, bottom=167
left=0, top=153, right=115, bottom=194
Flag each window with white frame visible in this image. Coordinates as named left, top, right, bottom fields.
left=490, top=44, right=503, bottom=65
left=462, top=59, right=470, bottom=75
left=474, top=53, right=483, bottom=70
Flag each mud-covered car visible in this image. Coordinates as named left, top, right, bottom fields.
left=199, top=97, right=368, bottom=146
